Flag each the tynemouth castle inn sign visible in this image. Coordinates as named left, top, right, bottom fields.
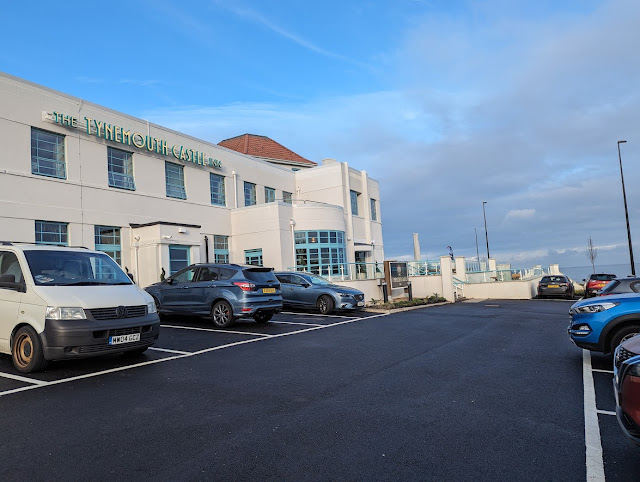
left=45, top=111, right=223, bottom=169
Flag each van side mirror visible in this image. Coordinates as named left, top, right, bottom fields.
left=0, top=274, right=25, bottom=292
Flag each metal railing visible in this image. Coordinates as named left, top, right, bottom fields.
left=465, top=267, right=547, bottom=283
left=286, top=262, right=384, bottom=281
left=407, top=260, right=441, bottom=276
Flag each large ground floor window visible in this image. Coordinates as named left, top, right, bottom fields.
left=294, top=230, right=346, bottom=275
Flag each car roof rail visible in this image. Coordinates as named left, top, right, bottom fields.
left=0, top=241, right=14, bottom=245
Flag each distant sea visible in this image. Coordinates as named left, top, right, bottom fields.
left=558, top=263, right=633, bottom=283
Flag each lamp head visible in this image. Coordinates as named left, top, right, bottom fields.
left=618, top=140, right=627, bottom=144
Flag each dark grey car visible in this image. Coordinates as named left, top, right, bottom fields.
left=274, top=271, right=365, bottom=315
left=145, top=264, right=282, bottom=328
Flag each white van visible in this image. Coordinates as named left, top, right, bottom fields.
left=0, top=243, right=160, bottom=373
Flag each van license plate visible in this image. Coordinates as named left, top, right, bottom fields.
left=263, top=288, right=276, bottom=293
left=109, top=333, right=141, bottom=345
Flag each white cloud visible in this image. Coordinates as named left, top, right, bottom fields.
left=505, top=209, right=535, bottom=221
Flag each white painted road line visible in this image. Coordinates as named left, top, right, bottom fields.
left=596, top=410, right=616, bottom=416
left=271, top=321, right=324, bottom=327
left=583, top=349, right=605, bottom=482
left=592, top=369, right=614, bottom=374
left=160, top=324, right=271, bottom=337
left=0, top=371, right=49, bottom=386
left=0, top=312, right=389, bottom=398
left=281, top=311, right=355, bottom=319
left=149, top=347, right=192, bottom=355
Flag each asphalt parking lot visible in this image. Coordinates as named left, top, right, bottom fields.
left=1, top=301, right=639, bottom=481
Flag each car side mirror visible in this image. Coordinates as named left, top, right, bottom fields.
left=165, top=278, right=174, bottom=285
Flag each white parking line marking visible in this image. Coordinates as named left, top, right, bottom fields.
left=271, top=321, right=324, bottom=327
left=281, top=311, right=355, bottom=319
left=0, top=371, right=49, bottom=386
left=592, top=369, right=614, bottom=374
left=160, top=324, right=271, bottom=337
left=596, top=410, right=616, bottom=416
left=583, top=349, right=605, bottom=482
left=149, top=347, right=192, bottom=355
left=0, top=312, right=389, bottom=398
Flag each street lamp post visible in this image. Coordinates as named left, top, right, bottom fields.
left=617, top=140, right=635, bottom=276
left=482, top=201, right=490, bottom=262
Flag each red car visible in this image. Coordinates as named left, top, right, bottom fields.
left=613, top=335, right=640, bottom=445
left=584, top=273, right=616, bottom=298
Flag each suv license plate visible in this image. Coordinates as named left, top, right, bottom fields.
left=263, top=288, right=276, bottom=293
left=109, top=333, right=141, bottom=345
left=548, top=284, right=559, bottom=288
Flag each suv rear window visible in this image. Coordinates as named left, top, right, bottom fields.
left=590, top=274, right=616, bottom=281
left=243, top=268, right=277, bottom=283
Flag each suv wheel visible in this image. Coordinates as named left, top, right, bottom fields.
left=609, top=324, right=640, bottom=354
left=253, top=311, right=274, bottom=323
left=212, top=300, right=234, bottom=328
left=317, top=295, right=334, bottom=315
left=12, top=326, right=48, bottom=373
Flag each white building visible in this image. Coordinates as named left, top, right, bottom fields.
left=0, top=72, right=384, bottom=288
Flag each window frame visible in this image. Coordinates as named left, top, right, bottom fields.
left=165, top=161, right=187, bottom=200
left=35, top=220, right=69, bottom=246
left=350, top=190, right=360, bottom=216
left=244, top=181, right=256, bottom=206
left=264, top=186, right=276, bottom=203
left=31, top=127, right=66, bottom=179
left=210, top=173, right=226, bottom=206
left=107, top=147, right=136, bottom=191
left=168, top=245, right=190, bottom=275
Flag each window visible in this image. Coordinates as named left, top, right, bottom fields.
left=370, top=198, right=377, bottom=221
left=107, top=147, right=135, bottom=190
left=214, top=235, right=229, bottom=263
left=210, top=173, right=226, bottom=206
left=244, top=248, right=263, bottom=266
left=94, top=226, right=121, bottom=265
left=35, top=221, right=68, bottom=246
left=31, top=128, right=66, bottom=179
left=350, top=190, right=360, bottom=216
left=172, top=266, right=197, bottom=283
left=0, top=251, right=24, bottom=284
left=293, top=230, right=346, bottom=275
left=244, top=182, right=256, bottom=206
left=265, top=186, right=276, bottom=203
left=169, top=245, right=190, bottom=275
left=165, top=162, right=186, bottom=199
left=283, top=191, right=292, bottom=204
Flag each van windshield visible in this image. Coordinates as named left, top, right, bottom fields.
left=23, top=250, right=133, bottom=286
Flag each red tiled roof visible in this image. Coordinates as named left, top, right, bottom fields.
left=218, top=134, right=317, bottom=166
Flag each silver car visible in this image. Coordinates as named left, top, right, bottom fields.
left=274, top=271, right=365, bottom=315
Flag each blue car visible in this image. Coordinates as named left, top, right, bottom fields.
left=568, top=293, right=640, bottom=354
left=274, top=271, right=365, bottom=315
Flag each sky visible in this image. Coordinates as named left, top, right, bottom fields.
left=2, top=0, right=640, bottom=270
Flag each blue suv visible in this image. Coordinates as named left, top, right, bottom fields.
left=568, top=293, right=640, bottom=354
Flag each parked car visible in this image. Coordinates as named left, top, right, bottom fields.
left=613, top=334, right=640, bottom=445
left=537, top=275, right=574, bottom=299
left=274, top=271, right=365, bottom=315
left=0, top=243, right=160, bottom=373
left=597, top=277, right=640, bottom=296
left=584, top=273, right=617, bottom=298
left=568, top=293, right=640, bottom=354
left=146, top=264, right=282, bottom=328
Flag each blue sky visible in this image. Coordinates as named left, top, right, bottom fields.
left=2, top=0, right=640, bottom=271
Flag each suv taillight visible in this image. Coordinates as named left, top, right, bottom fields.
left=233, top=281, right=256, bottom=291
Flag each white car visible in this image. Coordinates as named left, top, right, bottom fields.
left=0, top=243, right=160, bottom=373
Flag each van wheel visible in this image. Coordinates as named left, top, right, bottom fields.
left=317, top=295, right=334, bottom=315
left=212, top=301, right=234, bottom=328
left=12, top=326, right=48, bottom=373
left=609, top=324, right=640, bottom=354
left=253, top=311, right=274, bottom=323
